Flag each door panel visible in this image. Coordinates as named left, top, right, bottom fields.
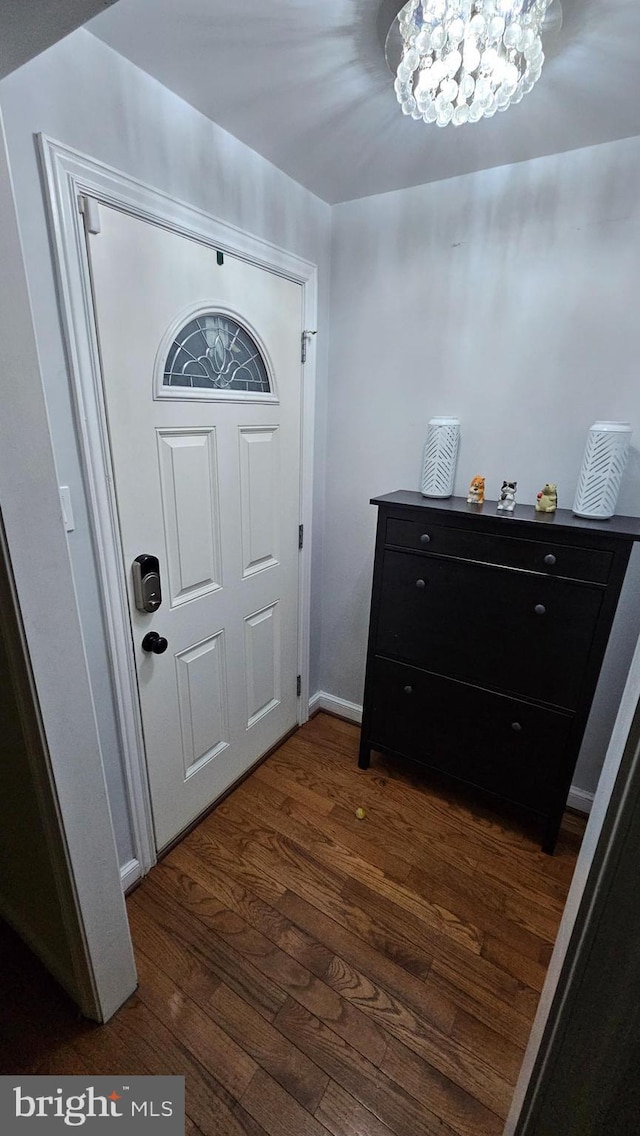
left=157, top=428, right=222, bottom=604
left=176, top=631, right=229, bottom=778
left=239, top=426, right=280, bottom=577
left=244, top=602, right=281, bottom=729
left=85, top=204, right=302, bottom=850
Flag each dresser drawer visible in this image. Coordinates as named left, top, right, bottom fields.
left=376, top=549, right=604, bottom=709
left=384, top=516, right=613, bottom=584
left=369, top=658, right=573, bottom=814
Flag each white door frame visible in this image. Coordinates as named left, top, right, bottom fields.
left=0, top=112, right=136, bottom=1023
left=39, top=135, right=318, bottom=885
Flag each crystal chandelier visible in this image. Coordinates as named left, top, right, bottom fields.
left=394, top=0, right=552, bottom=127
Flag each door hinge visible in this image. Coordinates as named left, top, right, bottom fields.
left=78, top=194, right=101, bottom=235
left=301, top=329, right=317, bottom=364
left=297, top=675, right=302, bottom=697
left=298, top=524, right=304, bottom=550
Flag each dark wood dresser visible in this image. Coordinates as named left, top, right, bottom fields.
left=358, top=491, right=640, bottom=852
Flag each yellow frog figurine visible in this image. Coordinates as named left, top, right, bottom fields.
left=536, top=483, right=558, bottom=513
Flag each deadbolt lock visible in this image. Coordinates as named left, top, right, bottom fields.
left=132, top=554, right=162, bottom=613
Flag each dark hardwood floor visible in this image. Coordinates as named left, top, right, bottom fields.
left=0, top=712, right=585, bottom=1136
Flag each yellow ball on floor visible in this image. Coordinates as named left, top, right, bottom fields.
left=355, top=807, right=366, bottom=820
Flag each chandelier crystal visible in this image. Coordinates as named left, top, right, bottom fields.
left=394, top=0, right=552, bottom=127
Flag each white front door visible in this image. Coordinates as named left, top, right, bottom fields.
left=85, top=204, right=302, bottom=851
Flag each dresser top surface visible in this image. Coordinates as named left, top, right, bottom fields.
left=371, top=491, right=640, bottom=542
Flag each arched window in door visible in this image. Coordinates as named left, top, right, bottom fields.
left=163, top=312, right=271, bottom=395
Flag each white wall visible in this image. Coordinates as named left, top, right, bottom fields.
left=322, top=135, right=640, bottom=795
left=0, top=28, right=331, bottom=873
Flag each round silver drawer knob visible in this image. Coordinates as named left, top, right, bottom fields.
left=404, top=685, right=413, bottom=695
left=534, top=603, right=546, bottom=616
left=544, top=553, right=557, bottom=567
left=420, top=533, right=431, bottom=544
left=415, top=578, right=427, bottom=590
left=511, top=722, right=522, bottom=733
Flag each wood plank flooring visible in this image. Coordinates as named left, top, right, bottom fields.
left=0, top=713, right=585, bottom=1136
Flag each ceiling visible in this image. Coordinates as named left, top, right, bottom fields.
left=89, top=0, right=640, bottom=204
left=0, top=0, right=119, bottom=79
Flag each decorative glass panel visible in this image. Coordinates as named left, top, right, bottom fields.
left=163, top=313, right=271, bottom=394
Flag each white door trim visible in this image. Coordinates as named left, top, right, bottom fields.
left=0, top=112, right=136, bottom=1022
left=39, top=135, right=318, bottom=880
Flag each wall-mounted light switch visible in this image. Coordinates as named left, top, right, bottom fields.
left=59, top=486, right=75, bottom=533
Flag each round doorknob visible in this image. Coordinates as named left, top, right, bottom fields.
left=420, top=533, right=431, bottom=544
left=142, top=631, right=168, bottom=654
left=534, top=604, right=546, bottom=616
left=544, top=553, right=557, bottom=566
left=404, top=685, right=413, bottom=695
left=511, top=722, right=522, bottom=733
left=415, top=578, right=427, bottom=589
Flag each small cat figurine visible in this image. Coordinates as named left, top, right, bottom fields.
left=497, top=480, right=517, bottom=512
left=467, top=475, right=485, bottom=505
left=536, top=483, right=558, bottom=513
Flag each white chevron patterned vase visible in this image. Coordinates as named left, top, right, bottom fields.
left=573, top=421, right=631, bottom=519
left=420, top=416, right=460, bottom=499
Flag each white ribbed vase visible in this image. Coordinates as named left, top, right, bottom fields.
left=420, top=416, right=460, bottom=499
left=573, top=421, right=632, bottom=519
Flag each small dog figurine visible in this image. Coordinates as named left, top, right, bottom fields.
left=536, top=483, right=558, bottom=513
left=467, top=475, right=485, bottom=505
left=497, top=480, right=517, bottom=512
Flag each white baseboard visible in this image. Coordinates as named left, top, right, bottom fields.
left=308, top=690, right=594, bottom=815
left=566, top=786, right=594, bottom=815
left=120, top=858, right=142, bottom=893
left=309, top=690, right=363, bottom=724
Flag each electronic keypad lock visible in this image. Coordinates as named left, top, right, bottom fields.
left=132, top=554, right=162, bottom=614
